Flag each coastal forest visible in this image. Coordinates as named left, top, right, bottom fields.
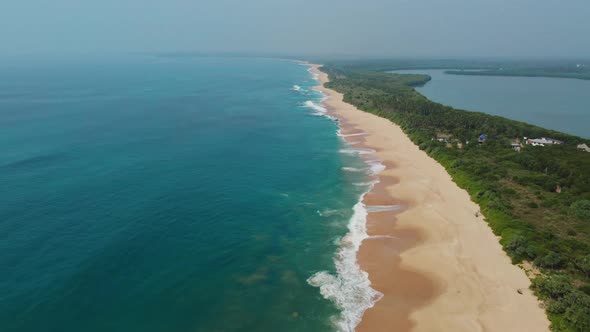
left=319, top=62, right=590, bottom=332
left=323, top=58, right=590, bottom=80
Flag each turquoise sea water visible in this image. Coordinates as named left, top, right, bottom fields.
left=0, top=57, right=375, bottom=331
left=392, top=69, right=590, bottom=138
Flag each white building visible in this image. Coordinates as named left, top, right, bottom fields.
left=526, top=137, right=564, bottom=146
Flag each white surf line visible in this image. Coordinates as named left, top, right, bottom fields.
left=307, top=62, right=387, bottom=331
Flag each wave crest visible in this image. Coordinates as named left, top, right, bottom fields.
left=305, top=64, right=385, bottom=331
left=307, top=200, right=383, bottom=331
left=302, top=100, right=337, bottom=120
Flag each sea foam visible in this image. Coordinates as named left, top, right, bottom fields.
left=353, top=181, right=378, bottom=187
left=339, top=148, right=376, bottom=155
left=341, top=167, right=365, bottom=173
left=302, top=100, right=336, bottom=120
left=307, top=67, right=319, bottom=80
left=307, top=198, right=383, bottom=332
left=306, top=67, right=384, bottom=331
left=367, top=160, right=386, bottom=175
left=303, top=100, right=327, bottom=114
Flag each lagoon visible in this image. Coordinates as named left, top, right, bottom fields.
left=391, top=69, right=590, bottom=138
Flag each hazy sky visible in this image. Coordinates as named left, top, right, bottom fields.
left=2, top=0, right=589, bottom=57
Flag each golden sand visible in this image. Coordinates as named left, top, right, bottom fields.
left=310, top=64, right=550, bottom=332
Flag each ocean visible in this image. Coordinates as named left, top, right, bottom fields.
left=392, top=69, right=590, bottom=138
left=0, top=57, right=377, bottom=331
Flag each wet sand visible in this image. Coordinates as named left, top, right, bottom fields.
left=309, top=64, right=550, bottom=332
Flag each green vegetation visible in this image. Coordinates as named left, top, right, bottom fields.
left=319, top=63, right=590, bottom=332
left=533, top=276, right=590, bottom=331
left=315, top=58, right=590, bottom=80
left=446, top=68, right=590, bottom=80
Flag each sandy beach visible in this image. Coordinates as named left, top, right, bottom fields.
left=310, top=64, right=550, bottom=332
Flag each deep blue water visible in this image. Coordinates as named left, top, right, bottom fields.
left=0, top=57, right=370, bottom=331
left=392, top=69, right=590, bottom=138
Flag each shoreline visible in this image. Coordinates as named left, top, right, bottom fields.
left=309, top=63, right=550, bottom=332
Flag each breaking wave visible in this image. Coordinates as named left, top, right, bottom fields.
left=307, top=198, right=383, bottom=331
left=341, top=167, right=365, bottom=173
left=308, top=67, right=319, bottom=80
left=339, top=148, right=376, bottom=155
left=306, top=64, right=386, bottom=331
left=302, top=100, right=336, bottom=120
left=353, top=181, right=377, bottom=187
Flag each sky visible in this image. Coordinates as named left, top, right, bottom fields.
left=1, top=0, right=589, bottom=58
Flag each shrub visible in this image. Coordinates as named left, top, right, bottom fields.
left=571, top=200, right=590, bottom=219
left=534, top=275, right=590, bottom=332
left=505, top=235, right=536, bottom=259
left=451, top=159, right=463, bottom=168
left=535, top=251, right=564, bottom=269
left=506, top=235, right=526, bottom=250
left=576, top=255, right=590, bottom=278
left=533, top=275, right=573, bottom=298
left=541, top=198, right=557, bottom=208
left=502, top=187, right=517, bottom=196
left=564, top=292, right=590, bottom=331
